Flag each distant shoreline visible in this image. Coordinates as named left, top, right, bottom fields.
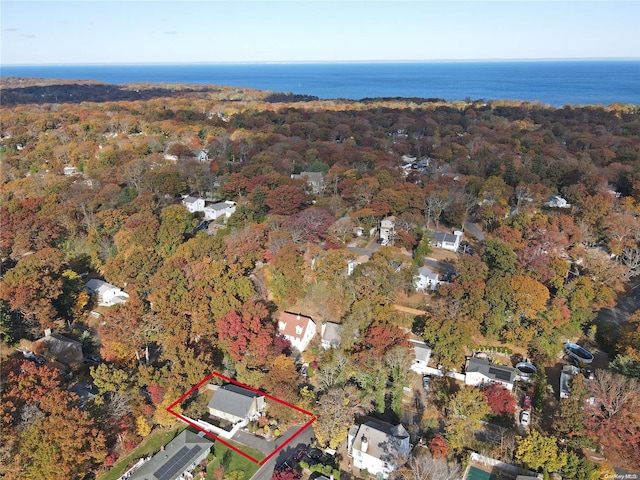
left=2, top=61, right=639, bottom=107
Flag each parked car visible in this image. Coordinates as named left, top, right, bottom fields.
left=83, top=354, right=101, bottom=364
left=522, top=395, right=531, bottom=411
left=294, top=446, right=308, bottom=461
left=306, top=448, right=322, bottom=460
left=520, top=410, right=531, bottom=426
left=422, top=376, right=431, bottom=391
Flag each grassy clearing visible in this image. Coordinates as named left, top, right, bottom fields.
left=205, top=440, right=264, bottom=480
left=97, top=425, right=185, bottom=480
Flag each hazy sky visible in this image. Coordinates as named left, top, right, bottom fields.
left=2, top=1, right=639, bottom=65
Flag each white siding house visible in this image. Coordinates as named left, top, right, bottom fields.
left=208, top=384, right=266, bottom=424
left=432, top=230, right=463, bottom=252
left=465, top=358, right=516, bottom=391
left=85, top=279, right=129, bottom=307
left=203, top=201, right=236, bottom=221
left=409, top=339, right=432, bottom=375
left=278, top=312, right=317, bottom=353
left=379, top=216, right=397, bottom=244
left=348, top=421, right=411, bottom=479
left=547, top=195, right=571, bottom=208
left=414, top=266, right=441, bottom=292
left=182, top=196, right=205, bottom=213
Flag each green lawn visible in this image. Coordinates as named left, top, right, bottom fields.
left=97, top=425, right=185, bottom=480
left=205, top=439, right=265, bottom=480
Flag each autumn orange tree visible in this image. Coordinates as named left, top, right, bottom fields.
left=0, top=362, right=106, bottom=479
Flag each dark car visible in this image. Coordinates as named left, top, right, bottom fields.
left=294, top=446, right=308, bottom=461
left=522, top=395, right=531, bottom=411
left=83, top=354, right=101, bottom=365
left=306, top=448, right=322, bottom=460
left=33, top=355, right=46, bottom=366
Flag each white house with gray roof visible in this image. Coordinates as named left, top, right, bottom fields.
left=409, top=339, right=432, bottom=375
left=129, top=430, right=212, bottom=480
left=432, top=230, right=463, bottom=252
left=348, top=420, right=411, bottom=479
left=85, top=279, right=129, bottom=307
left=203, top=200, right=236, bottom=221
left=182, top=196, right=205, bottom=213
left=208, top=384, right=266, bottom=425
left=414, top=266, right=441, bottom=292
left=465, top=357, right=516, bottom=391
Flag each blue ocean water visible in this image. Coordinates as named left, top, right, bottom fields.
left=1, top=61, right=639, bottom=107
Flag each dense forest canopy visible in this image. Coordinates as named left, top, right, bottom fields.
left=1, top=78, right=639, bottom=478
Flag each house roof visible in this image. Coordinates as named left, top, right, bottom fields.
left=85, top=278, right=120, bottom=295
left=409, top=339, right=432, bottom=364
left=466, top=358, right=516, bottom=384
left=278, top=312, right=315, bottom=340
left=69, top=381, right=98, bottom=406
left=322, top=322, right=343, bottom=346
left=208, top=384, right=264, bottom=420
left=350, top=421, right=409, bottom=462
left=433, top=232, right=459, bottom=244
left=182, top=196, right=200, bottom=204
left=34, top=332, right=83, bottom=364
left=130, top=430, right=213, bottom=480
left=417, top=266, right=438, bottom=280
left=293, top=171, right=324, bottom=182
left=205, top=201, right=235, bottom=211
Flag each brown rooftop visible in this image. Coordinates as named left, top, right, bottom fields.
left=278, top=312, right=314, bottom=340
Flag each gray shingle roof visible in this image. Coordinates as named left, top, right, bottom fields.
left=433, top=232, right=458, bottom=244
left=466, top=358, right=515, bottom=384
left=410, top=339, right=432, bottom=364
left=322, top=322, right=343, bottom=347
left=417, top=266, right=438, bottom=281
left=130, top=430, right=212, bottom=480
left=208, top=384, right=263, bottom=420
left=351, top=421, right=409, bottom=462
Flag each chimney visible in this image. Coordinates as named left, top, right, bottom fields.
left=361, top=435, right=368, bottom=453
left=296, top=314, right=301, bottom=320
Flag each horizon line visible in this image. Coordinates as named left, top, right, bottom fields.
left=3, top=57, right=640, bottom=67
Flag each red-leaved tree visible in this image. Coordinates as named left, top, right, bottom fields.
left=272, top=467, right=300, bottom=480
left=428, top=433, right=450, bottom=459
left=482, top=383, right=516, bottom=416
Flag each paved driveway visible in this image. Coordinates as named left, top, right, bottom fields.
left=232, top=429, right=274, bottom=456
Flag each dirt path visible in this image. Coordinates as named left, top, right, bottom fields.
left=393, top=304, right=428, bottom=316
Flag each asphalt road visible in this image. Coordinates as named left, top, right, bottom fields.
left=595, top=279, right=640, bottom=327
left=464, top=220, right=485, bottom=241
left=249, top=423, right=315, bottom=480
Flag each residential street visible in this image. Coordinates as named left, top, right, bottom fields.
left=464, top=220, right=485, bottom=241
left=248, top=423, right=315, bottom=480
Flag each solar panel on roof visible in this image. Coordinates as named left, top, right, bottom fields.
left=154, top=446, right=197, bottom=480
left=488, top=366, right=512, bottom=382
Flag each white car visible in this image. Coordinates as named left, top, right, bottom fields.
left=520, top=410, right=531, bottom=426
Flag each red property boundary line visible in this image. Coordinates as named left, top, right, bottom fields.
left=166, top=370, right=316, bottom=466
